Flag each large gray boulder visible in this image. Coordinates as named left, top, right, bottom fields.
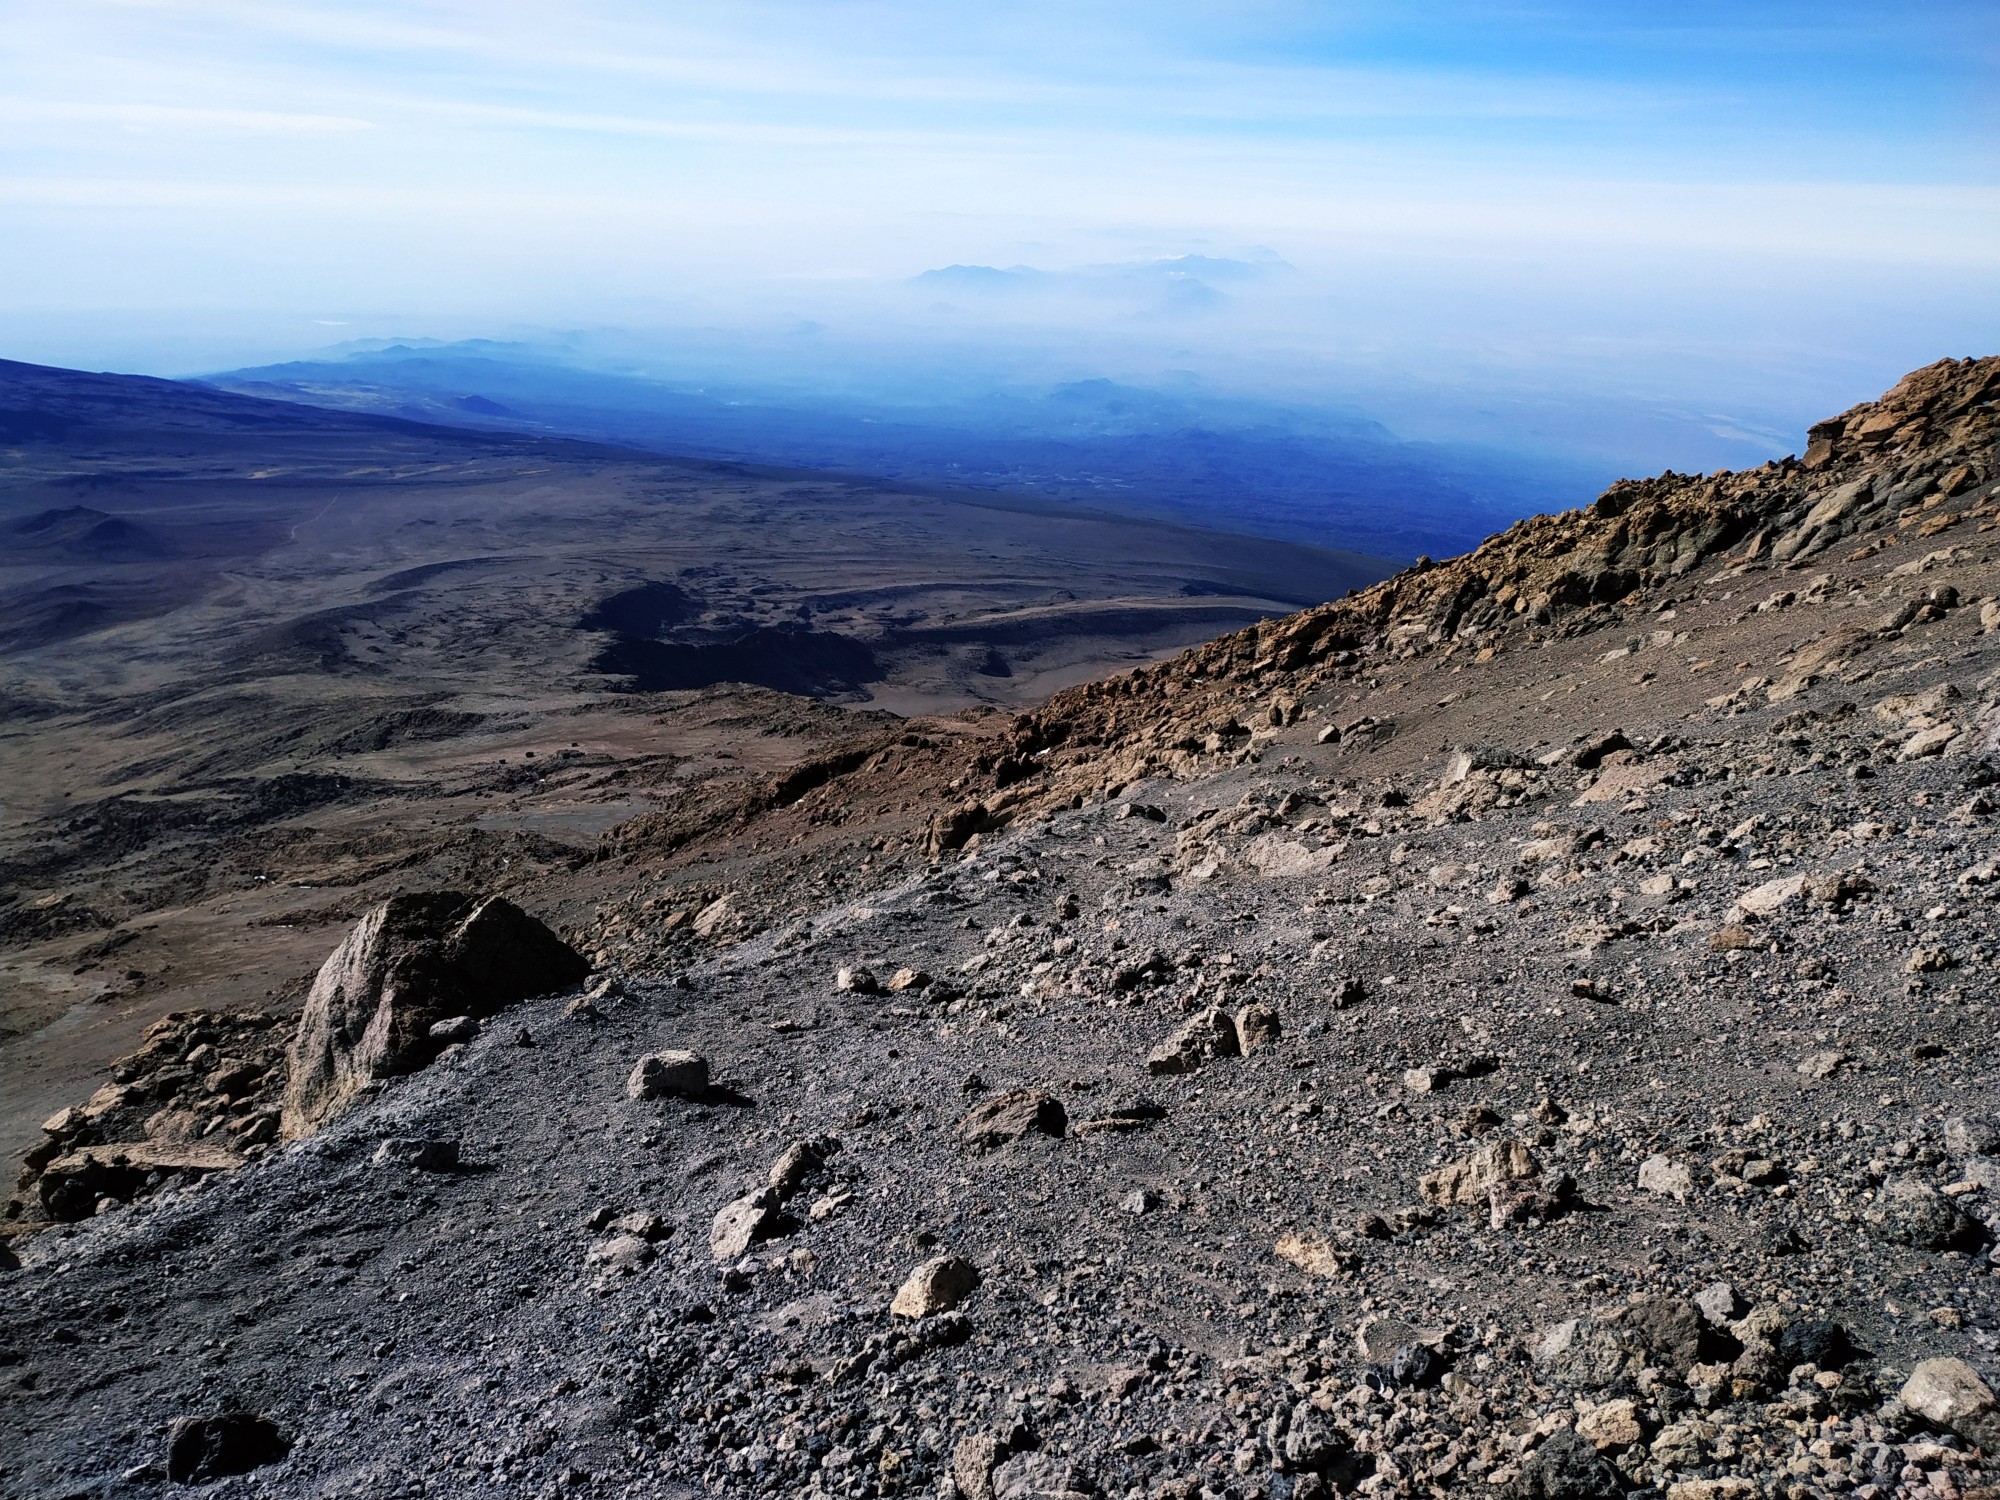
left=282, top=893, right=586, bottom=1138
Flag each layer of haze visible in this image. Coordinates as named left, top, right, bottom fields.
left=4, top=1, right=1997, bottom=495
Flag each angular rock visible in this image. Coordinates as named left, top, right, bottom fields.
left=1694, top=1282, right=1743, bottom=1326
left=1776, top=1319, right=1851, bottom=1371
left=1665, top=1482, right=1757, bottom=1500
left=891, top=1254, right=979, bottom=1318
left=588, top=1233, right=657, bottom=1273
left=768, top=1136, right=837, bottom=1195
left=1145, top=1007, right=1241, bottom=1074
left=1280, top=1400, right=1349, bottom=1472
left=627, top=1050, right=709, bottom=1101
left=1637, top=1154, right=1696, bottom=1201
left=1870, top=1176, right=1987, bottom=1251
left=282, top=893, right=586, bottom=1138
left=1233, top=1003, right=1281, bottom=1053
left=1273, top=1230, right=1355, bottom=1279
left=1649, top=1420, right=1715, bottom=1469
left=1355, top=1315, right=1446, bottom=1362
left=1900, top=1357, right=2000, bottom=1450
left=991, top=1452, right=1092, bottom=1500
left=1576, top=1398, right=1643, bottom=1450
left=954, top=1433, right=1003, bottom=1500
left=1944, top=1114, right=2000, bottom=1157
left=689, top=893, right=741, bottom=938
left=1627, top=1295, right=1706, bottom=1367
left=38, top=1141, right=241, bottom=1223
left=1732, top=873, right=1810, bottom=918
left=1420, top=1138, right=1539, bottom=1207
left=371, top=1137, right=458, bottom=1171
left=835, top=965, right=880, bottom=994
left=710, top=1189, right=780, bottom=1261
left=1533, top=1317, right=1636, bottom=1390
left=957, top=1088, right=1066, bottom=1149
left=1501, top=1429, right=1622, bottom=1500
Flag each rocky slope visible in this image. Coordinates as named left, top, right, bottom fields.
left=3, top=359, right=1999, bottom=1500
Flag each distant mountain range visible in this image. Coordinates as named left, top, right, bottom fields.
left=206, top=339, right=1595, bottom=560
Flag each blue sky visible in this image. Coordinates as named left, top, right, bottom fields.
left=1, top=1, right=1995, bottom=459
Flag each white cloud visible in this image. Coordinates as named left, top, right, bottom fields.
left=0, top=99, right=373, bottom=133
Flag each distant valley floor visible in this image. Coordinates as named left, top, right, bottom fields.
left=0, top=358, right=1391, bottom=1165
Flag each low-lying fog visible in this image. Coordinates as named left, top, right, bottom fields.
left=116, top=244, right=1962, bottom=563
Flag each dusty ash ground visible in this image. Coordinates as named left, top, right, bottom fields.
left=3, top=359, right=2000, bottom=1500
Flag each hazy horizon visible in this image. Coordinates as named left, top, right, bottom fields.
left=5, top=1, right=1997, bottom=487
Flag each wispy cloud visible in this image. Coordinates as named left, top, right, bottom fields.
left=0, top=99, right=373, bottom=133
left=0, top=0, right=1992, bottom=423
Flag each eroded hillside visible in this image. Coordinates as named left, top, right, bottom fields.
left=4, top=360, right=1999, bottom=1500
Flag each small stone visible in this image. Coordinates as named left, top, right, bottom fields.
left=1798, top=1049, right=1849, bottom=1079
left=956, top=1089, right=1066, bottom=1149
left=1694, top=1282, right=1743, bottom=1325
left=371, top=1138, right=458, bottom=1171
left=1900, top=1357, right=2000, bottom=1449
left=891, top=1254, right=979, bottom=1318
left=990, top=1452, right=1091, bottom=1500
left=1402, top=1066, right=1449, bottom=1094
left=1274, top=1230, right=1355, bottom=1279
left=626, top=1050, right=708, bottom=1101
left=1234, top=1003, right=1281, bottom=1053
left=588, top=1234, right=656, bottom=1273
left=709, top=1190, right=780, bottom=1261
left=884, top=967, right=931, bottom=992
left=427, top=1015, right=479, bottom=1044
left=1944, top=1114, right=2000, bottom=1157
left=835, top=965, right=880, bottom=994
left=1504, top=1429, right=1622, bottom=1500
left=1119, top=1188, right=1158, bottom=1216
left=1145, top=1007, right=1241, bottom=1074
left=1636, top=1153, right=1695, bottom=1200
left=1576, top=1397, right=1644, bottom=1450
